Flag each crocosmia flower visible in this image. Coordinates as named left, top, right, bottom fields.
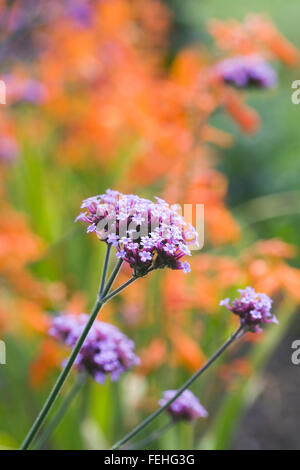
left=159, top=390, right=208, bottom=421
left=49, top=314, right=140, bottom=383
left=220, top=286, right=278, bottom=333
left=216, top=54, right=277, bottom=88
left=76, top=189, right=198, bottom=276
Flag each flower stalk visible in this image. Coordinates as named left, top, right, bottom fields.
left=129, top=420, right=175, bottom=450
left=99, top=242, right=112, bottom=295
left=111, top=325, right=245, bottom=449
left=20, top=244, right=124, bottom=450
left=34, top=374, right=87, bottom=450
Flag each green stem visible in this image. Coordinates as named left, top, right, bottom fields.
left=99, top=244, right=112, bottom=295
left=20, top=299, right=104, bottom=450
left=100, top=276, right=137, bottom=303
left=33, top=375, right=87, bottom=450
left=99, top=258, right=123, bottom=300
left=129, top=420, right=174, bottom=450
left=111, top=325, right=245, bottom=450
left=20, top=250, right=121, bottom=451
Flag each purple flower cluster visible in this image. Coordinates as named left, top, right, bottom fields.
left=216, top=54, right=277, bottom=89
left=220, top=286, right=278, bottom=333
left=76, top=189, right=198, bottom=277
left=159, top=390, right=208, bottom=421
left=49, top=314, right=140, bottom=383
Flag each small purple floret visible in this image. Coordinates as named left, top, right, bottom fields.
left=220, top=286, right=278, bottom=333
left=159, top=390, right=208, bottom=421
left=49, top=314, right=140, bottom=383
left=216, top=54, right=277, bottom=89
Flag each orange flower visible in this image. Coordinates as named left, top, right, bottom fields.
left=19, top=300, right=50, bottom=335
left=0, top=206, right=44, bottom=271
left=30, top=339, right=63, bottom=388
left=244, top=238, right=300, bottom=302
left=278, top=265, right=300, bottom=303
left=170, top=327, right=206, bottom=371
left=208, top=19, right=257, bottom=55
left=253, top=239, right=297, bottom=259
left=200, top=125, right=234, bottom=148
left=208, top=14, right=300, bottom=66
left=223, top=89, right=260, bottom=134
left=219, top=358, right=253, bottom=384
left=163, top=270, right=191, bottom=314
left=206, top=204, right=241, bottom=245
left=246, top=15, right=300, bottom=66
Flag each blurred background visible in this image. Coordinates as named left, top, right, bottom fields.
left=0, top=0, right=300, bottom=450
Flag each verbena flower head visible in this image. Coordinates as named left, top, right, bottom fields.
left=220, top=286, right=278, bottom=333
left=76, top=189, right=198, bottom=277
left=49, top=314, right=140, bottom=383
left=159, top=390, right=208, bottom=421
left=216, top=54, right=277, bottom=89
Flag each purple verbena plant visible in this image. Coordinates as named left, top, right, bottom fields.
left=20, top=189, right=198, bottom=450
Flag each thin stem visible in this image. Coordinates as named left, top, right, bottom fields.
left=129, top=420, right=174, bottom=450
left=111, top=325, right=245, bottom=450
left=99, top=244, right=112, bottom=295
left=100, top=276, right=137, bottom=303
left=99, top=258, right=123, bottom=301
left=20, top=259, right=123, bottom=450
left=33, top=375, right=87, bottom=450
left=20, top=299, right=103, bottom=450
